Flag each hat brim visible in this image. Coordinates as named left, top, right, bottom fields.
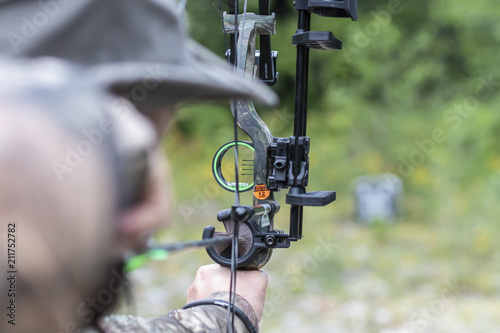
left=90, top=40, right=279, bottom=111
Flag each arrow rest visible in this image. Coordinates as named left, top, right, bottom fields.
left=203, top=204, right=289, bottom=269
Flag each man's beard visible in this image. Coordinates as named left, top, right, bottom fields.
left=89, top=260, right=131, bottom=331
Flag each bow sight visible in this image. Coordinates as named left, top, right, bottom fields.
left=204, top=0, right=357, bottom=270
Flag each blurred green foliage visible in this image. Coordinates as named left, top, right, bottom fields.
left=152, top=0, right=500, bottom=331
left=168, top=0, right=500, bottom=224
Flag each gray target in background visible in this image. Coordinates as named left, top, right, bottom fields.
left=352, top=173, right=402, bottom=224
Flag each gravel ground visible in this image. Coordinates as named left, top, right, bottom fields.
left=116, top=257, right=500, bottom=332
left=114, top=220, right=500, bottom=332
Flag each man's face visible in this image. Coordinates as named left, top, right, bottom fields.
left=0, top=104, right=117, bottom=332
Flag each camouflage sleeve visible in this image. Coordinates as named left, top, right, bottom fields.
left=99, top=292, right=258, bottom=333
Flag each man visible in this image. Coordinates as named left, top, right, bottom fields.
left=0, top=0, right=277, bottom=332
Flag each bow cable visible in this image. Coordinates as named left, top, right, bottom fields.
left=222, top=0, right=249, bottom=331
left=228, top=1, right=238, bottom=330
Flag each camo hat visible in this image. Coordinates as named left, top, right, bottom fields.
left=0, top=0, right=278, bottom=110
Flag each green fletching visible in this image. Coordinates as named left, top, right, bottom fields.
left=125, top=249, right=169, bottom=273
left=148, top=249, right=169, bottom=260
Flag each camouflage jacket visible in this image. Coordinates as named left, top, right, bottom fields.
left=98, top=292, right=258, bottom=333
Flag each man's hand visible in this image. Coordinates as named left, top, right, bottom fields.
left=187, top=264, right=268, bottom=323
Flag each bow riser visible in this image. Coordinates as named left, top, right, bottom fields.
left=226, top=12, right=278, bottom=231
left=204, top=0, right=357, bottom=271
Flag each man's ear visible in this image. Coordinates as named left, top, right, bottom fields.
left=115, top=148, right=172, bottom=250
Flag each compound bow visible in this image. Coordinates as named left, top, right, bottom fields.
left=201, top=0, right=358, bottom=331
